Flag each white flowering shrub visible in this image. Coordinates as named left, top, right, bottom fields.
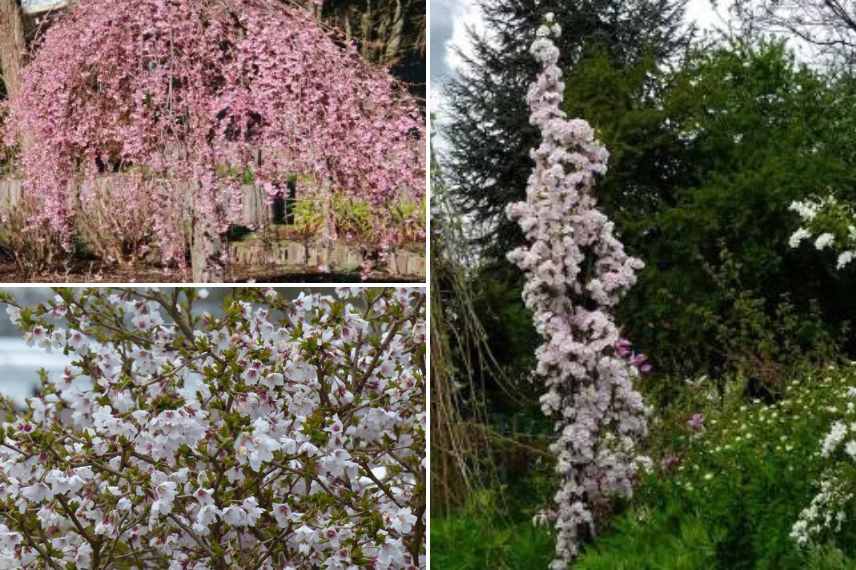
left=787, top=195, right=856, bottom=548
left=789, top=196, right=856, bottom=268
left=0, top=287, right=426, bottom=569
left=505, top=13, right=649, bottom=568
left=792, top=382, right=856, bottom=549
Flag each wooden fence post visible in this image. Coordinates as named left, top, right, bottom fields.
left=190, top=186, right=226, bottom=283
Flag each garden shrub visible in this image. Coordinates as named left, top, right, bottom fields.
left=0, top=193, right=66, bottom=278
left=578, top=366, right=856, bottom=569
left=0, top=287, right=426, bottom=569
left=75, top=173, right=189, bottom=268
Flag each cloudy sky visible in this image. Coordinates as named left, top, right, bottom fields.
left=430, top=0, right=727, bottom=102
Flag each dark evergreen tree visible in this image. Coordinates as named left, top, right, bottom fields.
left=441, top=0, right=691, bottom=260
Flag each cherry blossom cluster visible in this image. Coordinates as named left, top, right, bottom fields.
left=789, top=196, right=856, bottom=268
left=0, top=287, right=426, bottom=569
left=5, top=0, right=425, bottom=272
left=505, top=14, right=650, bottom=567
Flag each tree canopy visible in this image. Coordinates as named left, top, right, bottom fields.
left=5, top=0, right=425, bottom=281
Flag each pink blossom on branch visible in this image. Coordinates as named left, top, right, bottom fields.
left=6, top=0, right=425, bottom=275
left=505, top=16, right=649, bottom=567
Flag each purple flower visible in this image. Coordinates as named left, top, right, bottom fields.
left=660, top=454, right=680, bottom=471
left=687, top=413, right=705, bottom=432
left=615, top=338, right=632, bottom=358
left=630, top=352, right=648, bottom=368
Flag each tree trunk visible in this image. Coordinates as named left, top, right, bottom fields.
left=384, top=0, right=404, bottom=64
left=320, top=178, right=336, bottom=272
left=0, top=0, right=27, bottom=99
left=191, top=195, right=226, bottom=283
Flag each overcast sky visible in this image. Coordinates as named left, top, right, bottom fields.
left=430, top=0, right=727, bottom=106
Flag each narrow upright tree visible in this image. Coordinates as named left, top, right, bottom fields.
left=506, top=15, right=649, bottom=566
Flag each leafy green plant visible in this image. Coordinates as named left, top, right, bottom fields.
left=332, top=194, right=374, bottom=241
left=291, top=198, right=323, bottom=239
left=431, top=490, right=554, bottom=570
left=579, top=366, right=856, bottom=569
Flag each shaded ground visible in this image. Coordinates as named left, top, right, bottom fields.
left=0, top=261, right=187, bottom=283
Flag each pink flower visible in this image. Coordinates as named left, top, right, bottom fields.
left=615, top=338, right=632, bottom=358
left=688, top=413, right=705, bottom=432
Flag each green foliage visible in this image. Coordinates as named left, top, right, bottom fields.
left=805, top=544, right=856, bottom=570
left=331, top=194, right=426, bottom=244
left=430, top=490, right=554, bottom=570
left=575, top=510, right=718, bottom=570
left=291, top=198, right=324, bottom=239
left=332, top=194, right=374, bottom=240
left=618, top=41, right=856, bottom=377
left=579, top=366, right=856, bottom=569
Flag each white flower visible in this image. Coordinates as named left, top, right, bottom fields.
left=193, top=504, right=220, bottom=534
left=67, top=330, right=89, bottom=351
left=788, top=227, right=811, bottom=248
left=822, top=421, right=848, bottom=457
left=21, top=483, right=52, bottom=503
left=241, top=497, right=264, bottom=527
left=815, top=233, right=835, bottom=250
left=5, top=306, right=20, bottom=325
left=221, top=505, right=248, bottom=527
left=272, top=503, right=291, bottom=528
left=149, top=481, right=177, bottom=522
left=390, top=507, right=417, bottom=534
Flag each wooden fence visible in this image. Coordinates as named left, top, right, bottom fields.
left=0, top=176, right=425, bottom=280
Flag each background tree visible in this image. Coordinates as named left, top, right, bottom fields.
left=620, top=42, right=856, bottom=379
left=441, top=0, right=691, bottom=261
left=730, top=0, right=856, bottom=67
left=315, top=0, right=427, bottom=99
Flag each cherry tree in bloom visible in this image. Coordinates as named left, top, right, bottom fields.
left=505, top=14, right=650, bottom=567
left=0, top=287, right=425, bottom=569
left=6, top=0, right=425, bottom=281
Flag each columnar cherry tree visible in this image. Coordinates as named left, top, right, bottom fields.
left=0, top=287, right=426, bottom=569
left=505, top=15, right=649, bottom=567
left=6, top=0, right=425, bottom=281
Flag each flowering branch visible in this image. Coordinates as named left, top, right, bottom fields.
left=0, top=287, right=426, bottom=569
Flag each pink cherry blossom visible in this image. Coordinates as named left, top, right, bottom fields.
left=5, top=0, right=425, bottom=277
left=506, top=18, right=649, bottom=566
